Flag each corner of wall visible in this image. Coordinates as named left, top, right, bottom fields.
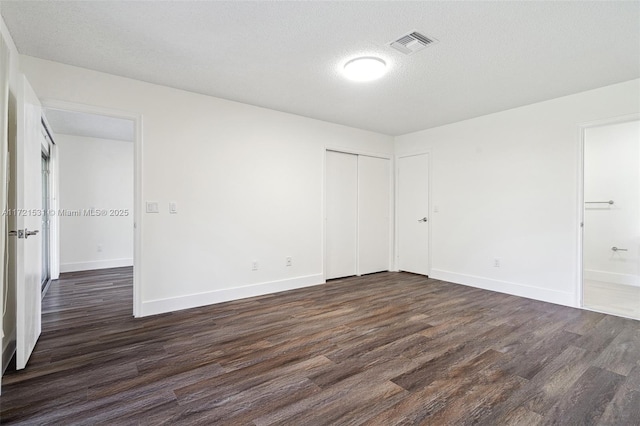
left=0, top=13, right=17, bottom=54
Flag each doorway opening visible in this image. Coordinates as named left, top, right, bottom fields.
left=5, top=96, right=142, bottom=373
left=580, top=115, right=640, bottom=320
left=41, top=104, right=140, bottom=312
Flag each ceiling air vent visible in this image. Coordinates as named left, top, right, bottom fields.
left=389, top=31, right=437, bottom=55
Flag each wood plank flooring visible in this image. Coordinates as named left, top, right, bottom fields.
left=1, top=268, right=639, bottom=425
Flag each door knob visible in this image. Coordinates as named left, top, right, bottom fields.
left=8, top=230, right=24, bottom=238
left=8, top=229, right=38, bottom=238
left=418, top=217, right=428, bottom=223
left=24, top=229, right=39, bottom=239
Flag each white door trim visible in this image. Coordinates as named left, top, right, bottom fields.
left=576, top=113, right=640, bottom=309
left=40, top=99, right=143, bottom=318
left=40, top=119, right=55, bottom=287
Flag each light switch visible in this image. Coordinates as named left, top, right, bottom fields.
left=146, top=201, right=159, bottom=213
left=169, top=202, right=178, bottom=214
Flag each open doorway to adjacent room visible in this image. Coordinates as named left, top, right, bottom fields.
left=43, top=105, right=141, bottom=315
left=581, top=116, right=640, bottom=320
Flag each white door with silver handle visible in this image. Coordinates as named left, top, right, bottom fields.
left=9, top=76, right=43, bottom=370
left=398, top=154, right=430, bottom=276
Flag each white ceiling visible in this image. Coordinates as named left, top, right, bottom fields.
left=44, top=108, right=135, bottom=142
left=2, top=1, right=639, bottom=136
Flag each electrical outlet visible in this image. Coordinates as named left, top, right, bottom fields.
left=252, top=261, right=258, bottom=271
left=97, top=244, right=103, bottom=252
left=286, top=256, right=292, bottom=267
left=145, top=201, right=159, bottom=213
left=494, top=258, right=501, bottom=268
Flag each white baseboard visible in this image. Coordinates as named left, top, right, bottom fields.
left=60, top=258, right=133, bottom=273
left=584, top=269, right=640, bottom=287
left=2, top=328, right=16, bottom=375
left=429, top=269, right=576, bottom=308
left=140, top=274, right=325, bottom=317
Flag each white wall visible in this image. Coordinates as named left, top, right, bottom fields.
left=395, top=79, right=640, bottom=307
left=11, top=33, right=640, bottom=318
left=583, top=120, right=640, bottom=286
left=19, top=55, right=394, bottom=315
left=55, top=134, right=134, bottom=273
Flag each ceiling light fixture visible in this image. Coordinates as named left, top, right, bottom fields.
left=343, top=57, right=387, bottom=82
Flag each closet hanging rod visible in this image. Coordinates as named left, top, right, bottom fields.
left=585, top=200, right=614, bottom=205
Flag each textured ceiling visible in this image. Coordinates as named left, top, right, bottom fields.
left=2, top=1, right=639, bottom=136
left=44, top=108, right=135, bottom=142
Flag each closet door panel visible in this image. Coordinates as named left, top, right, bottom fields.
left=325, top=151, right=358, bottom=279
left=358, top=156, right=390, bottom=275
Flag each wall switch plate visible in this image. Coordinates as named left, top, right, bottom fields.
left=286, top=256, right=292, bottom=266
left=169, top=202, right=177, bottom=214
left=252, top=261, right=258, bottom=271
left=146, top=201, right=159, bottom=213
left=494, top=258, right=501, bottom=268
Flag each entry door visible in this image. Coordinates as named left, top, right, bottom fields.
left=398, top=154, right=430, bottom=275
left=325, top=151, right=358, bottom=279
left=10, top=76, right=43, bottom=370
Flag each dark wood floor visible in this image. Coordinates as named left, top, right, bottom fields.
left=1, top=268, right=639, bottom=425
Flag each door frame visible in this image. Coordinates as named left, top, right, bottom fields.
left=576, top=113, right=640, bottom=309
left=40, top=119, right=54, bottom=292
left=41, top=99, right=143, bottom=317
left=395, top=151, right=432, bottom=275
left=40, top=114, right=59, bottom=284
left=322, top=146, right=393, bottom=281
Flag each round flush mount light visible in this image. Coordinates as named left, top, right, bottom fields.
left=343, top=57, right=387, bottom=82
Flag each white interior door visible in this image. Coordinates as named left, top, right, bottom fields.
left=358, top=156, right=390, bottom=275
left=325, top=151, right=357, bottom=279
left=11, top=75, right=43, bottom=370
left=398, top=154, right=430, bottom=275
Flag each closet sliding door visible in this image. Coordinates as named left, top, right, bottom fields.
left=325, top=150, right=390, bottom=280
left=325, top=151, right=358, bottom=280
left=358, top=155, right=390, bottom=275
